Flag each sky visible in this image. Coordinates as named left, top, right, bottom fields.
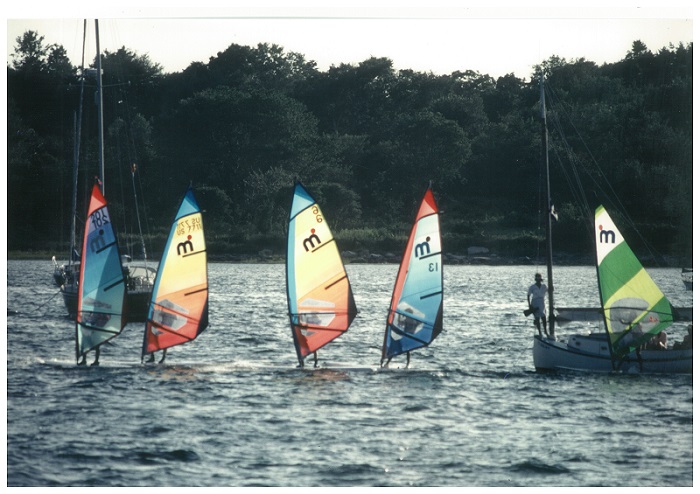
left=4, top=2, right=694, bottom=80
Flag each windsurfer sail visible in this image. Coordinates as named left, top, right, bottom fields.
left=595, top=205, right=674, bottom=367
left=286, top=181, right=357, bottom=367
left=76, top=182, right=127, bottom=365
left=381, top=184, right=444, bottom=367
left=142, top=187, right=209, bottom=363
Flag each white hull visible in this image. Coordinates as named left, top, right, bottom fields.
left=533, top=334, right=692, bottom=374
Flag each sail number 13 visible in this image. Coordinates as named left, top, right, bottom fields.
left=428, top=262, right=439, bottom=272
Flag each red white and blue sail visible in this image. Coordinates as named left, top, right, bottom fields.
left=142, top=187, right=208, bottom=357
left=286, top=181, right=357, bottom=366
left=382, top=185, right=443, bottom=363
left=76, top=183, right=126, bottom=362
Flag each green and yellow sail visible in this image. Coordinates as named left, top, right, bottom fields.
left=595, top=205, right=674, bottom=359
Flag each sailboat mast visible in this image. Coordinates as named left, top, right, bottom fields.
left=540, top=76, right=555, bottom=338
left=69, top=112, right=78, bottom=265
left=69, top=20, right=87, bottom=269
left=95, top=19, right=105, bottom=194
left=130, top=165, right=149, bottom=265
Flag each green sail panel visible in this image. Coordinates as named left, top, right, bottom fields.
left=594, top=205, right=674, bottom=358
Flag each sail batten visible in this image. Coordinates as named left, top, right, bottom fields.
left=142, top=187, right=209, bottom=358
left=382, top=185, right=444, bottom=364
left=286, top=181, right=357, bottom=366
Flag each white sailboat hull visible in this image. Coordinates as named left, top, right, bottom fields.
left=533, top=334, right=692, bottom=374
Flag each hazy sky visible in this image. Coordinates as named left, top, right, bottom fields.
left=5, top=3, right=695, bottom=79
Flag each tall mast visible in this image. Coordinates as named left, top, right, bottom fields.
left=95, top=19, right=105, bottom=193
left=69, top=20, right=87, bottom=269
left=540, top=75, right=555, bottom=338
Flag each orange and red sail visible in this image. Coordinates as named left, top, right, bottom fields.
left=286, top=181, right=357, bottom=366
left=142, top=187, right=208, bottom=358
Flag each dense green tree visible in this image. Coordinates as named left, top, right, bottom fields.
left=6, top=30, right=693, bottom=261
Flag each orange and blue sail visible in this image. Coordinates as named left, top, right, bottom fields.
left=595, top=205, right=674, bottom=360
left=382, top=185, right=443, bottom=364
left=286, top=181, right=357, bottom=367
left=142, top=187, right=208, bottom=358
left=76, top=183, right=127, bottom=363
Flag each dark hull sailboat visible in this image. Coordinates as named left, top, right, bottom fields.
left=52, top=19, right=153, bottom=322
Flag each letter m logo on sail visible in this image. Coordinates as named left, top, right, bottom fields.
left=177, top=239, right=194, bottom=255
left=303, top=233, right=321, bottom=252
left=599, top=229, right=616, bottom=244
left=415, top=241, right=431, bottom=258
left=90, top=235, right=106, bottom=253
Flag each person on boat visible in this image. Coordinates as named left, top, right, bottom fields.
left=527, top=273, right=549, bottom=337
left=646, top=331, right=668, bottom=350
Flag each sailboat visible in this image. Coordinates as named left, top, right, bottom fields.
left=142, top=187, right=208, bottom=363
left=381, top=184, right=443, bottom=368
left=285, top=181, right=357, bottom=367
left=530, top=77, right=692, bottom=373
left=53, top=19, right=155, bottom=322
left=533, top=205, right=692, bottom=373
left=75, top=182, right=127, bottom=365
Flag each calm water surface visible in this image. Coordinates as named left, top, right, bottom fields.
left=6, top=260, right=693, bottom=486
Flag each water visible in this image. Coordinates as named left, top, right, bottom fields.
left=6, top=260, right=693, bottom=486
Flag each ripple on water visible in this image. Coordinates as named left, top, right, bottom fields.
left=6, top=262, right=694, bottom=487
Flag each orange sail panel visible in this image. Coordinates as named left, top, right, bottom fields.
left=286, top=182, right=357, bottom=366
left=142, top=187, right=208, bottom=356
left=75, top=184, right=127, bottom=362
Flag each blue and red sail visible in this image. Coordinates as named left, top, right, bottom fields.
left=382, top=185, right=444, bottom=364
left=75, top=184, right=127, bottom=362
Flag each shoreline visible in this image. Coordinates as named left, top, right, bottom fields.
left=12, top=250, right=689, bottom=268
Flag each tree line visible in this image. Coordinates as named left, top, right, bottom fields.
left=7, top=31, right=693, bottom=265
